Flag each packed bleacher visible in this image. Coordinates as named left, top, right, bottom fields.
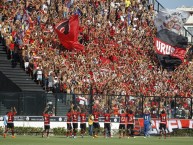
left=0, top=0, right=192, bottom=118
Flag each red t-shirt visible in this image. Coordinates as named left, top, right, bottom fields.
left=12, top=31, right=16, bottom=37
left=72, top=111, right=79, bottom=123
left=104, top=113, right=111, bottom=123
left=113, top=105, right=119, bottom=116
left=7, top=111, right=17, bottom=123
left=160, top=113, right=167, bottom=124
left=93, top=111, right=100, bottom=123
left=66, top=112, right=72, bottom=123
left=9, top=43, right=15, bottom=51
left=80, top=113, right=86, bottom=123
left=43, top=113, right=52, bottom=125
left=79, top=26, right=84, bottom=33
left=127, top=113, right=134, bottom=124
left=119, top=113, right=127, bottom=124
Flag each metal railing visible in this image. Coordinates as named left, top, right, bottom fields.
left=0, top=92, right=192, bottom=119
left=154, top=0, right=193, bottom=44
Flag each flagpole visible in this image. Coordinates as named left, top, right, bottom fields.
left=49, top=0, right=51, bottom=6
left=108, top=0, right=110, bottom=20
left=48, top=0, right=51, bottom=15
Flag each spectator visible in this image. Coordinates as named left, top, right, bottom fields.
left=0, top=0, right=193, bottom=116
left=88, top=114, right=94, bottom=136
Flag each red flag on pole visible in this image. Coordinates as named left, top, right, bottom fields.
left=54, top=15, right=84, bottom=51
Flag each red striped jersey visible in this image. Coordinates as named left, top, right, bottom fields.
left=72, top=111, right=80, bottom=123
left=7, top=112, right=16, bottom=123
left=127, top=113, right=134, bottom=124
left=119, top=113, right=127, bottom=124
left=66, top=112, right=72, bottom=123
left=43, top=113, right=52, bottom=125
left=80, top=113, right=86, bottom=123
left=93, top=111, right=100, bottom=122
left=160, top=113, right=167, bottom=124
left=104, top=113, right=111, bottom=123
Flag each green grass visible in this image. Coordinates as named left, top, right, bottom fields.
left=1, top=135, right=193, bottom=145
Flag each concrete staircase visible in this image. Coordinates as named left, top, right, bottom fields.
left=48, top=93, right=71, bottom=116
left=56, top=99, right=70, bottom=116
left=0, top=38, right=71, bottom=116
left=0, top=38, right=44, bottom=115
left=0, top=42, right=43, bottom=92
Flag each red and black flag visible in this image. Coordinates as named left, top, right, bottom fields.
left=154, top=9, right=190, bottom=69
left=154, top=29, right=187, bottom=61
left=54, top=15, right=84, bottom=51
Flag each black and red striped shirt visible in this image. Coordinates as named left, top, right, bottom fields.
left=7, top=111, right=16, bottom=123
left=71, top=111, right=80, bottom=123
left=43, top=113, right=52, bottom=125
left=80, top=113, right=86, bottom=123
left=66, top=112, right=72, bottom=123
left=127, top=113, right=134, bottom=124
left=104, top=113, right=111, bottom=123
left=93, top=111, right=100, bottom=123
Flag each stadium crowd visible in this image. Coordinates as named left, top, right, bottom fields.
left=0, top=0, right=192, bottom=118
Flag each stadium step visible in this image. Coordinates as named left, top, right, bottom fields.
left=0, top=44, right=44, bottom=93
left=52, top=93, right=71, bottom=116
left=56, top=99, right=70, bottom=116
left=46, top=93, right=56, bottom=106
left=0, top=101, right=9, bottom=115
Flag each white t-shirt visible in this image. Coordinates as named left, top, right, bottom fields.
left=42, top=4, right=48, bottom=13
left=37, top=70, right=42, bottom=75
left=78, top=96, right=88, bottom=105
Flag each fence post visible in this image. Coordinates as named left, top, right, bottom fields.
left=89, top=85, right=93, bottom=114
left=191, top=98, right=193, bottom=119
left=17, top=93, right=20, bottom=115
left=17, top=93, right=19, bottom=115
left=174, top=96, right=177, bottom=118
left=21, top=93, right=25, bottom=115
left=55, top=93, right=57, bottom=116
left=72, top=92, right=76, bottom=105
left=142, top=95, right=144, bottom=116
left=158, top=96, right=160, bottom=118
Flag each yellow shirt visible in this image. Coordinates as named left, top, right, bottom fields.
left=125, top=0, right=131, bottom=7
left=9, top=36, right=13, bottom=42
left=88, top=115, right=94, bottom=125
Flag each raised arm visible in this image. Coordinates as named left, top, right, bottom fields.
left=13, top=107, right=17, bottom=114
left=43, top=106, right=48, bottom=114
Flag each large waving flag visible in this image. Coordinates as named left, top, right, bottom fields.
left=54, top=15, right=84, bottom=51
left=154, top=9, right=190, bottom=34
left=154, top=29, right=187, bottom=61
left=154, top=9, right=190, bottom=69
